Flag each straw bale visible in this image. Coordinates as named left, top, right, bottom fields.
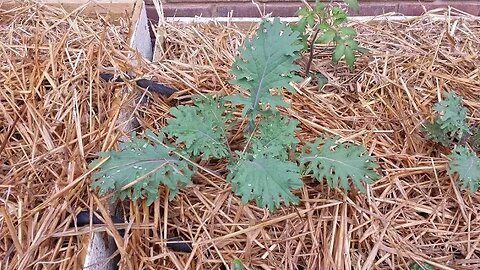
left=2, top=3, right=480, bottom=270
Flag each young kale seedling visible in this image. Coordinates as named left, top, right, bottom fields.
left=422, top=91, right=480, bottom=191
left=90, top=18, right=380, bottom=211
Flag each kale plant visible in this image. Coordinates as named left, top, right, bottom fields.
left=90, top=18, right=380, bottom=211
left=422, top=91, right=480, bottom=192
left=423, top=91, right=469, bottom=145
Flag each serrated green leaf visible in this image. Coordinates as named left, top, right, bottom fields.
left=90, top=132, right=195, bottom=206
left=344, top=0, right=359, bottom=13
left=290, top=19, right=307, bottom=34
left=344, top=46, right=355, bottom=69
left=314, top=0, right=325, bottom=13
left=332, top=7, right=348, bottom=25
left=227, top=153, right=303, bottom=211
left=290, top=19, right=310, bottom=51
left=318, top=22, right=330, bottom=30
left=306, top=14, right=315, bottom=27
left=340, top=27, right=357, bottom=37
left=432, top=91, right=470, bottom=140
left=250, top=113, right=299, bottom=160
left=316, top=72, right=328, bottom=91
left=300, top=138, right=379, bottom=192
left=332, top=43, right=346, bottom=64
left=409, top=262, right=435, bottom=270
left=163, top=96, right=231, bottom=159
left=448, top=146, right=480, bottom=192
left=345, top=38, right=359, bottom=50
left=423, top=120, right=450, bottom=146
left=228, top=18, right=303, bottom=117
left=316, top=29, right=336, bottom=44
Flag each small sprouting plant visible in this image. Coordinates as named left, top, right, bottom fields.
left=90, top=18, right=379, bottom=211
left=423, top=91, right=469, bottom=145
left=290, top=0, right=367, bottom=76
left=232, top=259, right=246, bottom=270
left=422, top=91, right=480, bottom=191
left=409, top=262, right=435, bottom=270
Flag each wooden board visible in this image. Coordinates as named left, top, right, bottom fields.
left=0, top=0, right=137, bottom=15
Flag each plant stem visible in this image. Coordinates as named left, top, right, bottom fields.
left=305, top=28, right=321, bottom=77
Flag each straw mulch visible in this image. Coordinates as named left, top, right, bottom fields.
left=0, top=3, right=144, bottom=270
left=1, top=2, right=480, bottom=270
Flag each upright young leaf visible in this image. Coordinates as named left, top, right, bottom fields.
left=90, top=131, right=195, bottom=206
left=227, top=153, right=303, bottom=211
left=433, top=91, right=469, bottom=139
left=314, top=0, right=325, bottom=13
left=228, top=18, right=303, bottom=116
left=332, top=43, right=346, bottom=64
left=232, top=259, right=246, bottom=270
left=316, top=29, right=336, bottom=44
left=332, top=7, right=348, bottom=25
left=423, top=91, right=470, bottom=146
left=300, top=138, right=379, bottom=192
left=340, top=27, right=357, bottom=38
left=344, top=46, right=355, bottom=69
left=290, top=18, right=309, bottom=50
left=163, top=96, right=231, bottom=159
left=409, top=262, right=435, bottom=270
left=448, top=146, right=480, bottom=192
left=250, top=113, right=299, bottom=160
left=345, top=39, right=360, bottom=50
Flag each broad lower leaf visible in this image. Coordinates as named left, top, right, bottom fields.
left=344, top=46, right=355, bottom=69
left=228, top=18, right=303, bottom=117
left=227, top=153, right=303, bottom=211
left=345, top=39, right=359, bottom=50
left=163, top=96, right=231, bottom=159
left=300, top=138, right=379, bottom=192
left=316, top=29, right=336, bottom=44
left=90, top=131, right=195, bottom=206
left=332, top=43, right=346, bottom=64
left=340, top=27, right=357, bottom=37
left=250, top=113, right=299, bottom=160
left=448, top=146, right=480, bottom=192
